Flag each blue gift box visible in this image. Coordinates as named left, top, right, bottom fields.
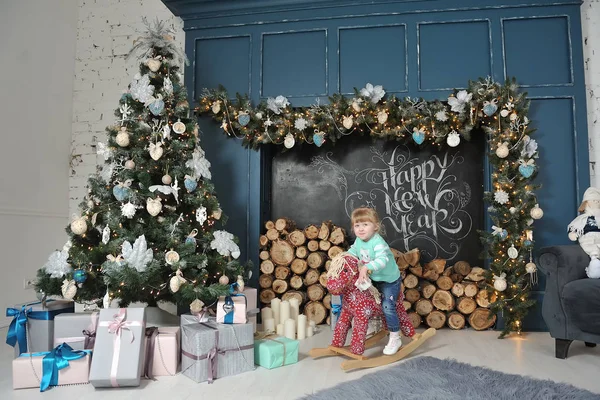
left=6, top=300, right=74, bottom=357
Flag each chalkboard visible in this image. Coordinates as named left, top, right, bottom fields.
left=271, top=135, right=485, bottom=265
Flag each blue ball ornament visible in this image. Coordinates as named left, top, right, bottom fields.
left=73, top=269, right=87, bottom=284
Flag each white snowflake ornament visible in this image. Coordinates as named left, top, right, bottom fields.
left=130, top=74, right=155, bottom=104
left=294, top=117, right=308, bottom=131
left=121, top=202, right=137, bottom=219
left=121, top=235, right=153, bottom=272
left=494, top=190, right=509, bottom=205
left=43, top=250, right=72, bottom=278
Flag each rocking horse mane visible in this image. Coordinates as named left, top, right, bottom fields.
left=327, top=252, right=356, bottom=279
left=328, top=252, right=382, bottom=304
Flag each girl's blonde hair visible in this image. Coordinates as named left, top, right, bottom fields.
left=351, top=207, right=380, bottom=231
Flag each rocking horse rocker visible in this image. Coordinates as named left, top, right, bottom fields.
left=309, top=253, right=436, bottom=371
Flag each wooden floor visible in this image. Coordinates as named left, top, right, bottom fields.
left=1, top=326, right=599, bottom=399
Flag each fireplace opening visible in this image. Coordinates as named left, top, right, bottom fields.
left=269, top=133, right=485, bottom=266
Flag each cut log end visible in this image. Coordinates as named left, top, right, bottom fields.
left=272, top=279, right=289, bottom=294
left=447, top=312, right=466, bottom=330
left=305, top=301, right=327, bottom=324
left=425, top=310, right=446, bottom=329
left=469, top=308, right=497, bottom=331
left=270, top=240, right=295, bottom=266
left=260, top=289, right=276, bottom=304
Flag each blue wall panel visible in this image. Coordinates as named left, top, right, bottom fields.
left=262, top=30, right=328, bottom=97
left=418, top=20, right=492, bottom=90
left=170, top=0, right=590, bottom=331
left=193, top=36, right=251, bottom=97
left=338, top=25, right=407, bottom=93
left=503, top=16, right=573, bottom=86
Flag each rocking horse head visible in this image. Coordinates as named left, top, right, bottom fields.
left=326, top=252, right=360, bottom=295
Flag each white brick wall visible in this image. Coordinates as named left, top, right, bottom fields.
left=70, top=0, right=183, bottom=214
left=582, top=0, right=600, bottom=185
left=69, top=1, right=600, bottom=213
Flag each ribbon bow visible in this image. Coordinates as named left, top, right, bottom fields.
left=493, top=273, right=507, bottom=281
left=491, top=226, right=505, bottom=236
left=40, top=343, right=87, bottom=392
left=519, top=159, right=535, bottom=167
left=331, top=304, right=342, bottom=316
left=108, top=309, right=135, bottom=343
left=6, top=306, right=31, bottom=353
left=115, top=179, right=133, bottom=188
left=143, top=327, right=160, bottom=380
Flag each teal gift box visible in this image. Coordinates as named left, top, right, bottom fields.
left=254, top=336, right=299, bottom=369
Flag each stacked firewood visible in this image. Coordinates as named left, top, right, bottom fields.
left=396, top=249, right=497, bottom=331
left=259, top=218, right=347, bottom=325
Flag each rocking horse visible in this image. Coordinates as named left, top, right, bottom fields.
left=309, top=253, right=436, bottom=371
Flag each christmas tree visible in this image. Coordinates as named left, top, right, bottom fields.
left=36, top=20, right=248, bottom=311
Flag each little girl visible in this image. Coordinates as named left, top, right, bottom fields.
left=347, top=207, right=414, bottom=355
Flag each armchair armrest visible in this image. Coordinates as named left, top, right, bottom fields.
left=538, top=245, right=588, bottom=289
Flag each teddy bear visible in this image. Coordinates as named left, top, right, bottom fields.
left=567, top=187, right=600, bottom=278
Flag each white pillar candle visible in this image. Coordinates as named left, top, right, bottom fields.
left=297, top=314, right=307, bottom=340
left=289, top=298, right=300, bottom=323
left=263, top=318, right=275, bottom=333
left=261, top=307, right=273, bottom=323
left=307, top=326, right=314, bottom=337
left=284, top=319, right=296, bottom=340
left=270, top=298, right=281, bottom=326
left=276, top=323, right=284, bottom=336
left=280, top=300, right=290, bottom=324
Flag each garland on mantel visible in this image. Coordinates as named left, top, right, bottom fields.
left=196, top=77, right=543, bottom=337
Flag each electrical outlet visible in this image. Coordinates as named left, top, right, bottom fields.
left=23, top=279, right=36, bottom=290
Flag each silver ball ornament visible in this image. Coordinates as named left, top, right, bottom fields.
left=162, top=174, right=172, bottom=185
left=70, top=217, right=87, bottom=235
left=115, top=129, right=130, bottom=147
left=531, top=204, right=544, bottom=220
left=496, top=144, right=509, bottom=159
left=125, top=160, right=135, bottom=169
left=219, top=275, right=229, bottom=285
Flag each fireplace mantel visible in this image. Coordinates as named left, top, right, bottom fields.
left=163, top=0, right=589, bottom=330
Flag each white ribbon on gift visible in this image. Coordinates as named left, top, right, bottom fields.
left=98, top=309, right=144, bottom=387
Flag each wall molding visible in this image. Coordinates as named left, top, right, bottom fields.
left=163, top=0, right=581, bottom=23
left=0, top=207, right=68, bottom=220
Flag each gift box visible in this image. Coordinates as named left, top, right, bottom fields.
left=254, top=335, right=299, bottom=369
left=330, top=295, right=342, bottom=331
left=216, top=294, right=247, bottom=324
left=13, top=344, right=91, bottom=391
left=181, top=311, right=212, bottom=326
left=53, top=312, right=99, bottom=350
left=243, top=287, right=259, bottom=332
left=89, top=308, right=146, bottom=388
left=181, top=320, right=254, bottom=383
left=141, top=326, right=180, bottom=378
left=6, top=300, right=74, bottom=357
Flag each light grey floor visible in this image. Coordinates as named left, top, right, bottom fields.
left=1, top=326, right=599, bottom=399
